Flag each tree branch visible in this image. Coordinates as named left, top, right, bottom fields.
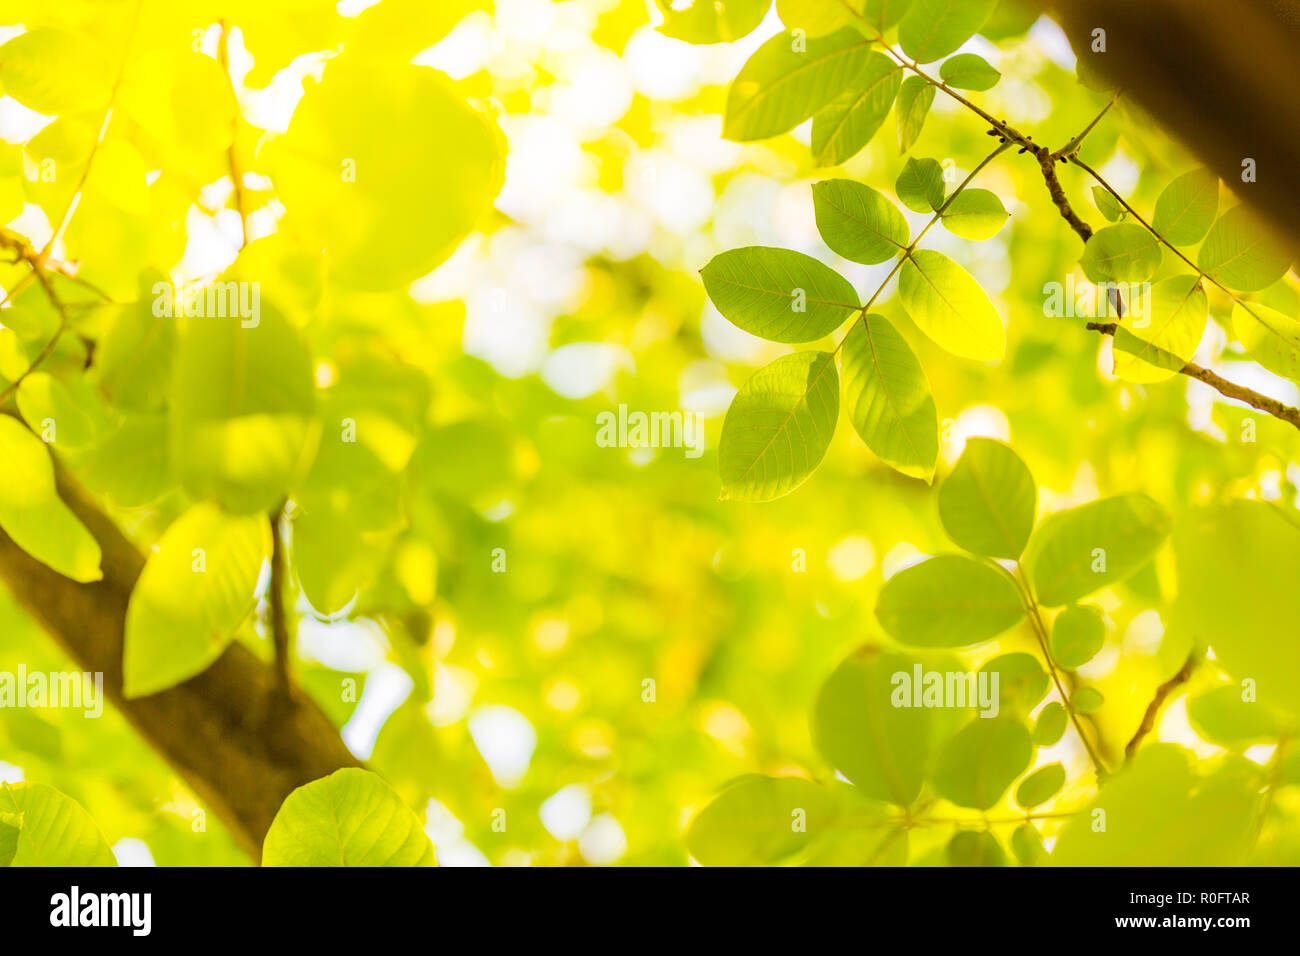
left=1124, top=652, right=1195, bottom=762
left=0, top=455, right=361, bottom=861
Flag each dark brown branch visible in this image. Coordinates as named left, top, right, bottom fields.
left=1124, top=653, right=1196, bottom=762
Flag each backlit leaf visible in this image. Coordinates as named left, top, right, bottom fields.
left=718, top=351, right=839, bottom=501
left=1025, top=494, right=1170, bottom=606
left=937, top=438, right=1035, bottom=558
left=898, top=249, right=1005, bottom=360
left=812, top=179, right=909, bottom=264
left=875, top=554, right=1024, bottom=646
left=702, top=246, right=860, bottom=341
left=263, top=768, right=436, bottom=866
left=840, top=313, right=938, bottom=481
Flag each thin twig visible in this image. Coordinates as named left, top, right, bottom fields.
left=1124, top=652, right=1195, bottom=762
left=218, top=21, right=250, bottom=247
left=1010, top=566, right=1109, bottom=781
left=268, top=508, right=292, bottom=696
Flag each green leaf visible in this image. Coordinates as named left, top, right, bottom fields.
left=933, top=716, right=1032, bottom=809
left=937, top=438, right=1036, bottom=558
left=123, top=503, right=270, bottom=699
left=0, top=416, right=102, bottom=583
left=813, top=649, right=933, bottom=806
left=1231, top=300, right=1300, bottom=382
left=169, top=303, right=317, bottom=515
left=656, top=0, right=769, bottom=44
left=120, top=51, right=236, bottom=156
left=841, top=313, right=938, bottom=481
left=946, top=830, right=1004, bottom=866
left=1091, top=185, right=1125, bottom=222
left=811, top=55, right=903, bottom=166
left=0, top=816, right=16, bottom=867
left=1011, top=823, right=1046, bottom=865
left=980, top=653, right=1049, bottom=713
left=898, top=249, right=1005, bottom=360
left=898, top=0, right=998, bottom=63
left=1050, top=604, right=1105, bottom=669
left=938, top=52, right=1000, bottom=90
left=718, top=351, right=839, bottom=501
left=0, top=29, right=109, bottom=114
left=1071, top=686, right=1103, bottom=714
left=812, top=180, right=909, bottom=265
left=350, top=0, right=490, bottom=59
left=263, top=768, right=436, bottom=866
left=94, top=289, right=176, bottom=413
left=723, top=28, right=876, bottom=142
left=702, top=246, right=859, bottom=341
left=862, top=0, right=915, bottom=32
left=1197, top=205, right=1294, bottom=292
left=266, top=60, right=503, bottom=289
left=895, top=156, right=945, bottom=213
left=1050, top=745, right=1260, bottom=865
left=16, top=372, right=114, bottom=451
left=776, top=0, right=858, bottom=35
left=1172, top=501, right=1300, bottom=717
left=1024, top=494, right=1171, bottom=606
left=1151, top=168, right=1218, bottom=246
left=875, top=555, right=1024, bottom=646
left=1015, top=763, right=1065, bottom=808
left=0, top=782, right=115, bottom=866
left=1112, top=275, right=1208, bottom=384
left=940, top=188, right=1008, bottom=240
left=1033, top=702, right=1067, bottom=746
left=1079, top=223, right=1163, bottom=283
left=685, top=775, right=835, bottom=865
left=895, top=76, right=935, bottom=153
left=1187, top=685, right=1279, bottom=746
left=76, top=415, right=172, bottom=508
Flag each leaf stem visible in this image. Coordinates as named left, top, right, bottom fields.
left=1007, top=564, right=1109, bottom=782
left=833, top=141, right=1012, bottom=354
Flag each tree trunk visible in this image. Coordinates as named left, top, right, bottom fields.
left=0, top=467, right=361, bottom=862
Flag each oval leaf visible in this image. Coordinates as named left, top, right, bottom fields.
left=933, top=716, right=1032, bottom=809
left=875, top=554, right=1024, bottom=646
left=841, top=313, right=938, bottom=481
left=0, top=416, right=102, bottom=583
left=1025, top=494, right=1171, bottom=606
left=1197, top=205, right=1293, bottom=292
left=685, top=775, right=834, bottom=866
left=937, top=438, right=1036, bottom=558
left=718, top=351, right=840, bottom=501
left=898, top=249, right=1005, bottom=360
left=123, top=504, right=270, bottom=699
left=724, top=28, right=876, bottom=142
left=813, top=180, right=910, bottom=265
left=702, top=246, right=860, bottom=342
left=1151, top=168, right=1218, bottom=246
left=263, top=768, right=436, bottom=866
left=813, top=649, right=933, bottom=806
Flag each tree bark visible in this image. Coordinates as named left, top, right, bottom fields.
left=1038, top=0, right=1300, bottom=254
left=0, top=467, right=361, bottom=862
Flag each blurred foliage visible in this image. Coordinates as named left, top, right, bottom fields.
left=0, top=0, right=1296, bottom=867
